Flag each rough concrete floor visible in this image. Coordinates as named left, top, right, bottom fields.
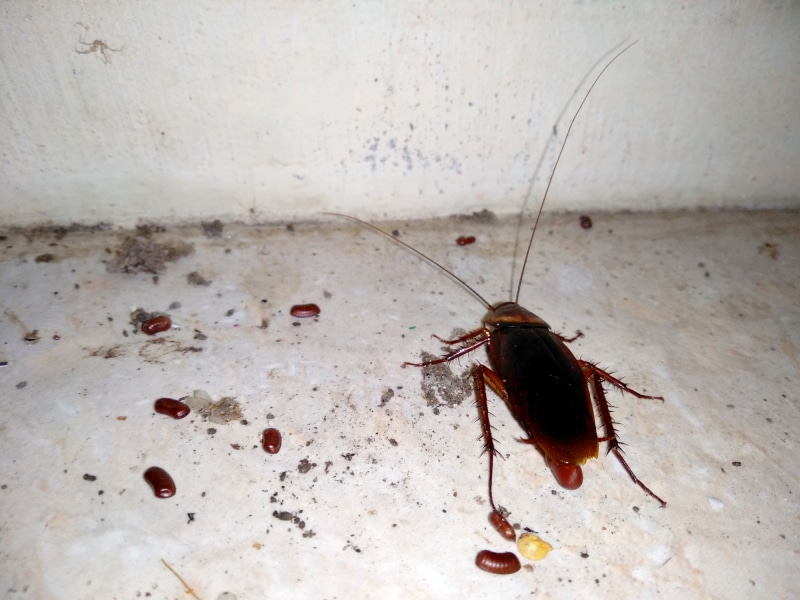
left=0, top=210, right=797, bottom=599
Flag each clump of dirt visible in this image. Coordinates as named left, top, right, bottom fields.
left=4, top=309, right=41, bottom=344
left=138, top=338, right=203, bottom=364
left=106, top=235, right=194, bottom=274
left=379, top=388, right=394, bottom=406
left=417, top=351, right=473, bottom=411
left=456, top=208, right=496, bottom=223
left=272, top=509, right=306, bottom=530
left=759, top=242, right=779, bottom=260
left=134, top=223, right=166, bottom=237
left=186, top=271, right=212, bottom=286
left=87, top=344, right=124, bottom=359
left=8, top=222, right=110, bottom=242
left=201, top=220, right=224, bottom=238
left=184, top=390, right=243, bottom=424
left=297, top=458, right=317, bottom=474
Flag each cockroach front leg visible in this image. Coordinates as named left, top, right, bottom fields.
left=402, top=328, right=490, bottom=367
left=581, top=361, right=667, bottom=507
left=555, top=330, right=584, bottom=343
left=402, top=333, right=498, bottom=505
left=431, top=327, right=489, bottom=346
left=404, top=335, right=517, bottom=538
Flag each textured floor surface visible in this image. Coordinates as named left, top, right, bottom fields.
left=0, top=210, right=797, bottom=599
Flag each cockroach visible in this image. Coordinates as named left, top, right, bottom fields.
left=328, top=40, right=665, bottom=533
left=143, top=466, right=176, bottom=498
left=475, top=550, right=521, bottom=575
left=290, top=303, right=321, bottom=318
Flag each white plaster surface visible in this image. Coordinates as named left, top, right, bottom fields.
left=0, top=210, right=797, bottom=599
left=1, top=1, right=799, bottom=226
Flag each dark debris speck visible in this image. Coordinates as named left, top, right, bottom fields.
left=201, top=219, right=224, bottom=238
left=186, top=271, right=212, bottom=286
left=297, top=458, right=317, bottom=474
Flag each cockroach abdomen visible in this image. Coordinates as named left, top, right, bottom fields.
left=548, top=459, right=583, bottom=490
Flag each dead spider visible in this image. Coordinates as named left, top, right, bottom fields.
left=74, top=23, right=122, bottom=64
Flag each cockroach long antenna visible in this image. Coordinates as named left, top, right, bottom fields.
left=514, top=40, right=639, bottom=304
left=325, top=212, right=493, bottom=310
left=510, top=40, right=632, bottom=298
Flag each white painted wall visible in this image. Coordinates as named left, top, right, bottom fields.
left=1, top=1, right=798, bottom=226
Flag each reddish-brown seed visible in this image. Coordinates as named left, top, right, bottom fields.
left=262, top=428, right=282, bottom=454
left=489, top=510, right=516, bottom=541
left=143, top=466, right=176, bottom=498
left=154, top=398, right=190, bottom=419
left=290, top=303, right=320, bottom=318
left=579, top=215, right=593, bottom=229
left=141, top=315, right=171, bottom=335
left=475, top=550, right=521, bottom=575
left=456, top=235, right=476, bottom=246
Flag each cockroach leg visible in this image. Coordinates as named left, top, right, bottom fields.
left=473, top=364, right=503, bottom=511
left=432, top=328, right=488, bottom=346
left=402, top=330, right=489, bottom=367
left=585, top=362, right=665, bottom=402
left=555, top=330, right=584, bottom=343
left=410, top=347, right=523, bottom=515
left=581, top=361, right=667, bottom=507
